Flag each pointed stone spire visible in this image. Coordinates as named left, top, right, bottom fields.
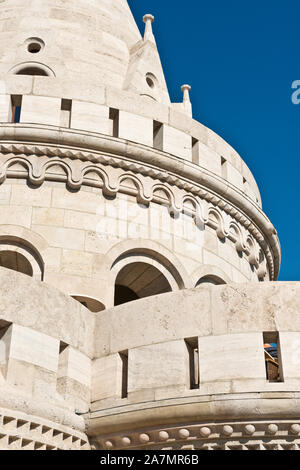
left=143, top=14, right=156, bottom=44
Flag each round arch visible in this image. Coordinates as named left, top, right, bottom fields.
left=114, top=261, right=173, bottom=306
left=112, top=254, right=180, bottom=291
left=104, top=240, right=189, bottom=308
left=0, top=225, right=48, bottom=280
left=0, top=244, right=40, bottom=279
left=107, top=240, right=189, bottom=285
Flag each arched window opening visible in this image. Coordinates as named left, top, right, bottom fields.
left=71, top=296, right=105, bottom=313
left=17, top=67, right=48, bottom=76
left=196, top=275, right=226, bottom=287
left=0, top=251, right=33, bottom=277
left=114, top=262, right=172, bottom=306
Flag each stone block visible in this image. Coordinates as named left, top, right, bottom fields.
left=71, top=101, right=112, bottom=135
left=280, top=332, right=300, bottom=380
left=21, top=95, right=61, bottom=126
left=222, top=160, right=243, bottom=190
left=8, top=324, right=59, bottom=372
left=0, top=205, right=32, bottom=228
left=58, top=346, right=91, bottom=388
left=92, top=354, right=122, bottom=401
left=11, top=185, right=52, bottom=207
left=128, top=340, right=186, bottom=393
left=162, top=125, right=192, bottom=161
left=199, top=333, right=266, bottom=390
left=32, top=208, right=65, bottom=226
left=198, top=142, right=222, bottom=176
left=33, top=225, right=85, bottom=250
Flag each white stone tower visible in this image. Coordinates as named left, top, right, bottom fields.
left=0, top=0, right=297, bottom=452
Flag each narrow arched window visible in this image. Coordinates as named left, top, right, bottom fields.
left=0, top=238, right=44, bottom=280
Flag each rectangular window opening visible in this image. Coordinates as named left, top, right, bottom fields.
left=119, top=350, right=128, bottom=399
left=109, top=108, right=119, bottom=138
left=185, top=337, right=199, bottom=390
left=153, top=120, right=163, bottom=150
left=192, top=137, right=199, bottom=164
left=263, top=332, right=284, bottom=383
left=60, top=99, right=72, bottom=128
left=11, top=95, right=22, bottom=123
left=221, top=156, right=227, bottom=179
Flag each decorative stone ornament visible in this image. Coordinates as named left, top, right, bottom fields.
left=143, top=14, right=155, bottom=43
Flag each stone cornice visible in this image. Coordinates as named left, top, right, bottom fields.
left=0, top=124, right=280, bottom=279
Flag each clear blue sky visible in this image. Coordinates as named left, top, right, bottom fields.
left=128, top=0, right=300, bottom=281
